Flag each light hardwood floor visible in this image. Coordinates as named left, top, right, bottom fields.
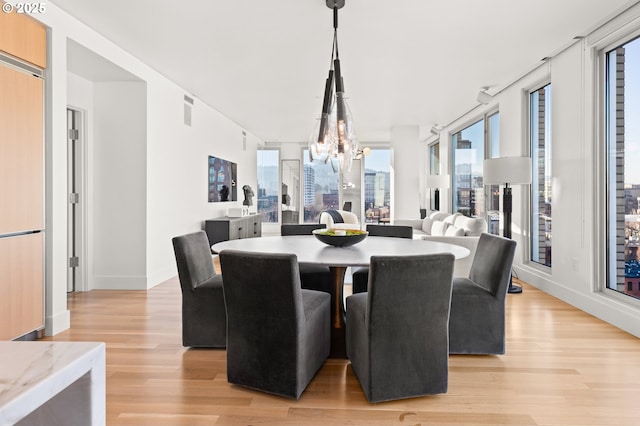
left=42, top=278, right=640, bottom=425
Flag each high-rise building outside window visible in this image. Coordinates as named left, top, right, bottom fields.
left=303, top=149, right=339, bottom=223
left=452, top=120, right=485, bottom=218
left=530, top=84, right=552, bottom=267
left=486, top=111, right=501, bottom=235
left=605, top=36, right=640, bottom=299
left=428, top=142, right=440, bottom=211
left=363, top=149, right=391, bottom=223
left=257, top=149, right=279, bottom=223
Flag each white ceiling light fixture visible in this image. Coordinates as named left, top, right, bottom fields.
left=308, top=0, right=359, bottom=174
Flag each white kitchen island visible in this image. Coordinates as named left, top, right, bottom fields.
left=0, top=341, right=106, bottom=425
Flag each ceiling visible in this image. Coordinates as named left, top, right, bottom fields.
left=51, top=0, right=637, bottom=143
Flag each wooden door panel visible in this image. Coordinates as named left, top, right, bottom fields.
left=0, top=4, right=46, bottom=68
left=0, top=233, right=44, bottom=340
left=0, top=65, right=44, bottom=234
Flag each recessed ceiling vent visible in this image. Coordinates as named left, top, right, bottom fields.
left=184, top=95, right=194, bottom=127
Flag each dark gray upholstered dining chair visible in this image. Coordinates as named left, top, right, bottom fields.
left=219, top=250, right=331, bottom=399
left=351, top=224, right=413, bottom=294
left=280, top=224, right=332, bottom=294
left=449, top=233, right=516, bottom=355
left=172, top=231, right=227, bottom=348
left=346, top=253, right=455, bottom=402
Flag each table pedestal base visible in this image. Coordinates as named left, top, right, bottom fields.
left=329, top=266, right=347, bottom=359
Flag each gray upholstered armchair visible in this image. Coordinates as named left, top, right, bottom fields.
left=449, top=232, right=517, bottom=354
left=346, top=253, right=455, bottom=402
left=351, top=224, right=414, bottom=294
left=219, top=250, right=331, bottom=399
left=280, top=224, right=332, bottom=294
left=172, top=231, right=227, bottom=348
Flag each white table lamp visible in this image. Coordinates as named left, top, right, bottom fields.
left=426, top=174, right=450, bottom=211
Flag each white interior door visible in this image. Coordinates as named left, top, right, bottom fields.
left=67, top=108, right=85, bottom=292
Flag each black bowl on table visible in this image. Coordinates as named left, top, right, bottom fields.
left=312, top=228, right=368, bottom=247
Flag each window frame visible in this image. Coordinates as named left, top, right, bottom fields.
left=449, top=108, right=499, bottom=222
left=256, top=147, right=280, bottom=224
left=428, top=140, right=440, bottom=211
left=299, top=143, right=392, bottom=224
left=599, top=29, right=640, bottom=303
left=528, top=82, right=553, bottom=269
left=485, top=109, right=501, bottom=235
left=363, top=147, right=392, bottom=223
left=593, top=20, right=640, bottom=308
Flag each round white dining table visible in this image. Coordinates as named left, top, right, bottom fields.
left=212, top=235, right=470, bottom=358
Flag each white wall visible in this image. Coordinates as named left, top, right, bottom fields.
left=391, top=125, right=422, bottom=219
left=92, top=82, right=147, bottom=289
left=146, top=88, right=261, bottom=286
left=44, top=22, right=70, bottom=336
left=437, top=3, right=640, bottom=339
left=36, top=4, right=262, bottom=333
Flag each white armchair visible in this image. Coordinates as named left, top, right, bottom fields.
left=319, top=209, right=360, bottom=230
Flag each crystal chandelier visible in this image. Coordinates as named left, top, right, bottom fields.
left=309, top=0, right=358, bottom=173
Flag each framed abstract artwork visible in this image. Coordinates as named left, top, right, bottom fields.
left=208, top=155, right=237, bottom=202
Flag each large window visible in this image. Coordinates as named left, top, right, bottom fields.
left=530, top=84, right=552, bottom=267
left=428, top=142, right=440, bottom=211
left=452, top=120, right=485, bottom=217
left=486, top=111, right=501, bottom=234
left=606, top=36, right=640, bottom=298
left=256, top=149, right=279, bottom=223
left=303, top=149, right=340, bottom=223
left=363, top=149, right=391, bottom=223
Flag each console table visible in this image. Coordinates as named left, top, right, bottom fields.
left=0, top=341, right=106, bottom=425
left=204, top=214, right=262, bottom=246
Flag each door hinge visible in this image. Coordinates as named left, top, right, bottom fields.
left=69, top=257, right=79, bottom=268
left=69, top=193, right=79, bottom=204
left=68, top=129, right=79, bottom=140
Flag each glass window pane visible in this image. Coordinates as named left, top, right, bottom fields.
left=488, top=112, right=500, bottom=159
left=428, top=143, right=440, bottom=211
left=257, top=149, right=279, bottom=223
left=364, top=149, right=391, bottom=223
left=606, top=37, right=640, bottom=299
left=486, top=112, right=501, bottom=234
left=303, top=149, right=340, bottom=223
left=452, top=120, right=485, bottom=217
left=429, top=143, right=440, bottom=174
left=531, top=84, right=552, bottom=267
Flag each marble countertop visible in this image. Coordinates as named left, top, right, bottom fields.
left=0, top=341, right=106, bottom=425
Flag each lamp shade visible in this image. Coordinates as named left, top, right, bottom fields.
left=425, top=174, right=450, bottom=189
left=483, top=157, right=532, bottom=185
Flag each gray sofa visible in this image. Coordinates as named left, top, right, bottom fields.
left=395, top=211, right=487, bottom=277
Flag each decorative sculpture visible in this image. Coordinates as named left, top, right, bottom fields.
left=242, top=185, right=254, bottom=206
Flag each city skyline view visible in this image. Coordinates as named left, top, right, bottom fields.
left=625, top=38, right=640, bottom=185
